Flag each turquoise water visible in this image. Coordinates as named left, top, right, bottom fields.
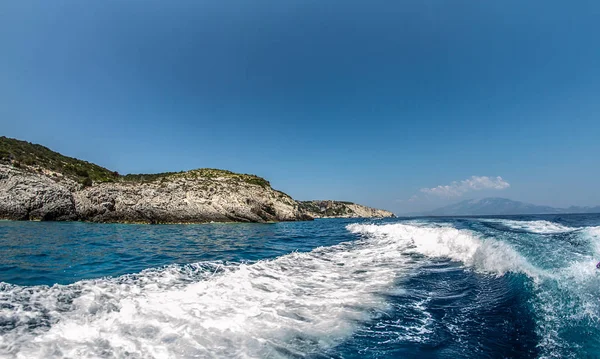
left=1, top=215, right=599, bottom=358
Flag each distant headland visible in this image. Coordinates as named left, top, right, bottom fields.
left=0, top=137, right=395, bottom=223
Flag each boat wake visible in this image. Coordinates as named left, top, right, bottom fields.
left=349, top=221, right=600, bottom=358
left=483, top=219, right=580, bottom=234
left=0, top=229, right=417, bottom=358
left=1, top=221, right=599, bottom=358
left=347, top=222, right=538, bottom=277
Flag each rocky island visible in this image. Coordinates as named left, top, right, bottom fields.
left=0, top=137, right=395, bottom=223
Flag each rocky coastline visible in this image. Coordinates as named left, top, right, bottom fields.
left=0, top=137, right=395, bottom=224
left=298, top=200, right=395, bottom=219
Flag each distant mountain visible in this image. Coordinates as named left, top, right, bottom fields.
left=563, top=205, right=600, bottom=214
left=415, top=197, right=600, bottom=216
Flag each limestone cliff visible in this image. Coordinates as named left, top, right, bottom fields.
left=0, top=164, right=312, bottom=223
left=298, top=200, right=395, bottom=218
left=73, top=169, right=312, bottom=223
left=0, top=137, right=395, bottom=223
left=0, top=165, right=77, bottom=221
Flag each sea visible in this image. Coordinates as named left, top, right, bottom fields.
left=1, top=214, right=599, bottom=358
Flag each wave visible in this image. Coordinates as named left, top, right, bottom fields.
left=585, top=226, right=600, bottom=254
left=483, top=219, right=580, bottom=234
left=0, top=230, right=421, bottom=359
left=531, top=226, right=600, bottom=358
left=2, top=222, right=599, bottom=358
left=347, top=222, right=538, bottom=277
left=348, top=222, right=600, bottom=358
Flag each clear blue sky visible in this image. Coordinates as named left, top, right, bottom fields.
left=1, top=0, right=599, bottom=214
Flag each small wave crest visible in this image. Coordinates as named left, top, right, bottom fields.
left=484, top=219, right=580, bottom=234
left=347, top=223, right=537, bottom=277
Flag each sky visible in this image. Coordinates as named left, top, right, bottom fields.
left=1, top=0, right=599, bottom=214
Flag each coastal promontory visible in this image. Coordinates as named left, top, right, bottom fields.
left=0, top=137, right=395, bottom=223
left=298, top=200, right=395, bottom=218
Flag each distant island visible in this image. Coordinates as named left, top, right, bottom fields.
left=412, top=197, right=600, bottom=216
left=0, top=137, right=395, bottom=223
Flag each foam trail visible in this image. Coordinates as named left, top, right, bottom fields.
left=347, top=223, right=538, bottom=277
left=0, top=232, right=418, bottom=359
left=525, top=226, right=600, bottom=358
left=3, top=222, right=599, bottom=358
left=348, top=223, right=600, bottom=358
left=484, top=219, right=580, bottom=234
left=586, top=226, right=600, bottom=255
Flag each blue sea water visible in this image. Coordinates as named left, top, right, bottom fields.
left=1, top=214, right=600, bottom=358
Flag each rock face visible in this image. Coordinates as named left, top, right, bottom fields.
left=0, top=137, right=396, bottom=224
left=298, top=200, right=395, bottom=218
left=0, top=164, right=311, bottom=223
left=72, top=170, right=312, bottom=223
left=0, top=165, right=77, bottom=221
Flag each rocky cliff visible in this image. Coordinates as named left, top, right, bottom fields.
left=0, top=164, right=312, bottom=223
left=0, top=137, right=395, bottom=223
left=298, top=200, right=395, bottom=218
left=0, top=164, right=77, bottom=221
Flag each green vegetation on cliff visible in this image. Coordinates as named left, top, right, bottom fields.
left=0, top=136, right=117, bottom=183
left=298, top=200, right=353, bottom=217
left=298, top=200, right=395, bottom=218
left=0, top=136, right=271, bottom=187
left=122, top=169, right=271, bottom=187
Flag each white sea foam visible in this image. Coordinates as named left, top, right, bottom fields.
left=389, top=299, right=434, bottom=344
left=0, top=231, right=421, bottom=359
left=486, top=219, right=580, bottom=234
left=348, top=222, right=600, bottom=358
left=585, top=226, right=600, bottom=254
left=530, top=226, right=600, bottom=358
left=2, top=223, right=599, bottom=358
left=347, top=223, right=538, bottom=277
